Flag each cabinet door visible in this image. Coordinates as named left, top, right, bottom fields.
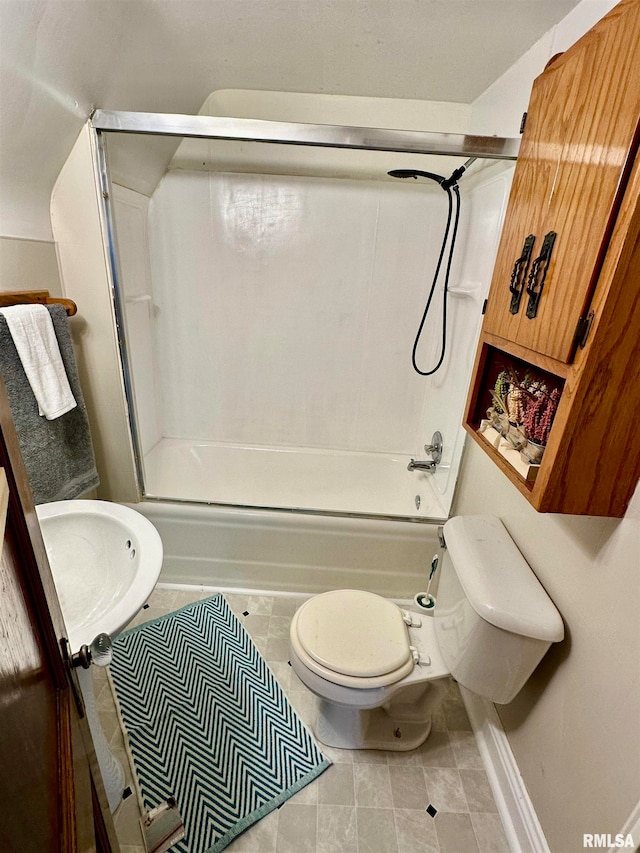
left=483, top=0, right=640, bottom=363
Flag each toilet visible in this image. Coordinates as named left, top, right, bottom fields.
left=289, top=515, right=564, bottom=751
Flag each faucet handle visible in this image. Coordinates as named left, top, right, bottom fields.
left=424, top=431, right=443, bottom=464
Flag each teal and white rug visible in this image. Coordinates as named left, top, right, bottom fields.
left=110, top=594, right=330, bottom=853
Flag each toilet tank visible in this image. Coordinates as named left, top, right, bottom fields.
left=434, top=515, right=563, bottom=704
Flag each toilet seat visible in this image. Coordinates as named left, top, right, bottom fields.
left=291, top=590, right=416, bottom=689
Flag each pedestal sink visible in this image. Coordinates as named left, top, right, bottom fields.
left=36, top=500, right=163, bottom=812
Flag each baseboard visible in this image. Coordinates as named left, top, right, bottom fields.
left=459, top=686, right=551, bottom=853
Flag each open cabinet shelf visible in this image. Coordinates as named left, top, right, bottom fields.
left=466, top=340, right=567, bottom=491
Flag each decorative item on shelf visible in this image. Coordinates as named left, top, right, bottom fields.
left=505, top=383, right=527, bottom=427
left=486, top=369, right=528, bottom=449
left=485, top=405, right=504, bottom=434
left=479, top=364, right=563, bottom=472
left=504, top=375, right=528, bottom=451
left=520, top=438, right=546, bottom=465
left=486, top=370, right=510, bottom=435
left=506, top=422, right=527, bottom=452
left=494, top=370, right=510, bottom=403
left=520, top=386, right=561, bottom=465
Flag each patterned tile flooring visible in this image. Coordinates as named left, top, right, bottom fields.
left=96, top=586, right=510, bottom=853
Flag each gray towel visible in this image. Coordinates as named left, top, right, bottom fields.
left=0, top=303, right=99, bottom=504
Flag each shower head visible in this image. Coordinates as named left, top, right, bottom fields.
left=388, top=158, right=478, bottom=190
left=387, top=169, right=444, bottom=184
left=388, top=169, right=418, bottom=179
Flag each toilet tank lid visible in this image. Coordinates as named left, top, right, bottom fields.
left=443, top=516, right=564, bottom=643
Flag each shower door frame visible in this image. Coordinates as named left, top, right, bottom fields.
left=92, top=110, right=520, bottom=159
left=91, top=110, right=519, bottom=520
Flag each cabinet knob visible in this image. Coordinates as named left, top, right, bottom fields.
left=526, top=231, right=557, bottom=319
left=508, top=234, right=535, bottom=314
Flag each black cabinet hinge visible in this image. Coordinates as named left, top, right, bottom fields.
left=482, top=298, right=488, bottom=315
left=575, top=311, right=595, bottom=348
left=520, top=112, right=527, bottom=134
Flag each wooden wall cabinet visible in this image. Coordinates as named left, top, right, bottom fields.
left=463, top=0, right=640, bottom=517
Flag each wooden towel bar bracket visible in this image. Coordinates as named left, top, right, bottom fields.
left=0, top=290, right=77, bottom=316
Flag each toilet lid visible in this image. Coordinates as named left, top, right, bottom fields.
left=295, top=589, right=412, bottom=679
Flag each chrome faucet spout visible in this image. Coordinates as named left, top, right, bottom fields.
left=407, top=459, right=437, bottom=472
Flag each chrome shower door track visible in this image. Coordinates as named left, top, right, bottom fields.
left=91, top=110, right=520, bottom=160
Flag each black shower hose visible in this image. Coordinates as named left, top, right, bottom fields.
left=411, top=181, right=461, bottom=376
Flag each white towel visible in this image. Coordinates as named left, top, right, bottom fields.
left=0, top=304, right=77, bottom=420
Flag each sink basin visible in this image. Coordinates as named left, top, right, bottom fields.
left=36, top=499, right=163, bottom=650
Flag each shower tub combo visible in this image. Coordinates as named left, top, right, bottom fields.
left=51, top=94, right=517, bottom=598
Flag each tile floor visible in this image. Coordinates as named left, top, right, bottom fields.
left=95, top=586, right=510, bottom=853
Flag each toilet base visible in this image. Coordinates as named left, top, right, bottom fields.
left=313, top=679, right=448, bottom=752
left=315, top=700, right=432, bottom=751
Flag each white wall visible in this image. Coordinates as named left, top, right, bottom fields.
left=137, top=157, right=511, bottom=497
left=462, top=0, right=639, bottom=849
left=50, top=126, right=138, bottom=502
left=424, top=161, right=513, bottom=507
left=0, top=237, right=62, bottom=295
left=111, top=184, right=162, bottom=457
left=168, top=89, right=472, bottom=186
left=147, top=169, right=445, bottom=454
left=454, top=443, right=640, bottom=852
left=470, top=0, right=619, bottom=136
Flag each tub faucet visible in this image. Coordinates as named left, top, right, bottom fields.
left=407, top=459, right=437, bottom=472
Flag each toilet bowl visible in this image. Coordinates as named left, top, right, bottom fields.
left=289, top=589, right=451, bottom=749
left=289, top=515, right=564, bottom=751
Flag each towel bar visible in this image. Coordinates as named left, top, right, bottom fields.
left=0, top=289, right=77, bottom=316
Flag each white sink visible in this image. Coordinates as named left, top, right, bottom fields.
left=36, top=499, right=163, bottom=650
left=36, top=499, right=163, bottom=813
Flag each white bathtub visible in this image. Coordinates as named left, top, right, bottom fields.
left=126, top=499, right=442, bottom=599
left=141, top=438, right=449, bottom=520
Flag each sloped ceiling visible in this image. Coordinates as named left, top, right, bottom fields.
left=0, top=0, right=582, bottom=240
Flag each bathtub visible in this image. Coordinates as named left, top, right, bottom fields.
left=140, top=438, right=449, bottom=520
left=126, top=499, right=443, bottom=599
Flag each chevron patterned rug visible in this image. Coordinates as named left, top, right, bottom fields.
left=110, top=594, right=330, bottom=852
